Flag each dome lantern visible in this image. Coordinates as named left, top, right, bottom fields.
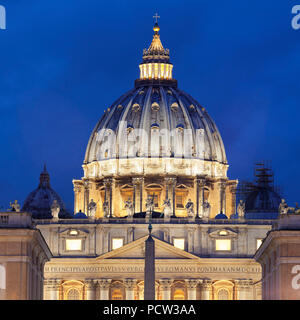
left=137, top=16, right=175, bottom=86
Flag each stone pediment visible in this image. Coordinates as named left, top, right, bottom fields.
left=208, top=228, right=238, bottom=238
left=96, top=235, right=200, bottom=260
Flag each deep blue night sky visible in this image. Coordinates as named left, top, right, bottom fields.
left=0, top=0, right=299, bottom=212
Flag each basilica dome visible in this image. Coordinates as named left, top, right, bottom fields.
left=22, top=165, right=70, bottom=219
left=83, top=23, right=227, bottom=179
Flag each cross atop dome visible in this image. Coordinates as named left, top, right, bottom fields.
left=153, top=13, right=160, bottom=23
left=137, top=17, right=174, bottom=83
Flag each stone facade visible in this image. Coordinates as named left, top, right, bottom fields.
left=0, top=212, right=52, bottom=300
left=36, top=219, right=271, bottom=300
left=254, top=214, right=300, bottom=300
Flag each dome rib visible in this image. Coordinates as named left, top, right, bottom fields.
left=84, top=86, right=227, bottom=166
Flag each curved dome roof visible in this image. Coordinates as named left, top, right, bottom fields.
left=22, top=165, right=69, bottom=219
left=245, top=187, right=281, bottom=213
left=84, top=24, right=227, bottom=166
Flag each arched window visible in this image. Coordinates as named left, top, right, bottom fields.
left=67, top=288, right=80, bottom=300
left=218, top=288, right=229, bottom=300
left=112, top=289, right=123, bottom=300
left=173, top=289, right=185, bottom=300
left=0, top=265, right=5, bottom=290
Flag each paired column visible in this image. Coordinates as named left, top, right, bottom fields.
left=195, top=177, right=206, bottom=218
left=132, top=177, right=144, bottom=214
left=235, top=279, right=253, bottom=300
left=83, top=180, right=91, bottom=215
left=98, top=279, right=112, bottom=300
left=159, top=279, right=173, bottom=300
left=165, top=177, right=177, bottom=217
left=185, top=279, right=199, bottom=300
left=86, top=280, right=97, bottom=300
left=103, top=178, right=113, bottom=217
left=200, top=279, right=212, bottom=300
left=219, top=179, right=227, bottom=214
left=45, top=279, right=61, bottom=300
left=229, top=180, right=238, bottom=216
left=124, top=278, right=137, bottom=300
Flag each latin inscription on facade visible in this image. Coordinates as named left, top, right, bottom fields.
left=45, top=265, right=261, bottom=274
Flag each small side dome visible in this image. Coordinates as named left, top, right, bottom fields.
left=74, top=210, right=87, bottom=219
left=215, top=212, right=228, bottom=220
left=22, top=165, right=70, bottom=219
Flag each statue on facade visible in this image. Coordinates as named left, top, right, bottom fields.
left=9, top=200, right=21, bottom=212
left=51, top=200, right=60, bottom=218
left=279, top=199, right=289, bottom=215
left=237, top=200, right=245, bottom=218
left=202, top=200, right=211, bottom=218
left=162, top=198, right=172, bottom=219
left=185, top=199, right=194, bottom=217
left=124, top=198, right=134, bottom=217
left=103, top=200, right=109, bottom=218
left=145, top=195, right=154, bottom=214
left=88, top=199, right=97, bottom=218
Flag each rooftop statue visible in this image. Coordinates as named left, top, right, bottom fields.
left=88, top=199, right=97, bottom=218
left=237, top=200, right=245, bottom=218
left=124, top=198, right=134, bottom=218
left=146, top=195, right=154, bottom=214
left=202, top=200, right=211, bottom=219
left=10, top=200, right=20, bottom=212
left=185, top=199, right=194, bottom=217
left=162, top=198, right=172, bottom=219
left=278, top=199, right=298, bottom=215
left=103, top=200, right=109, bottom=218
left=51, top=200, right=60, bottom=219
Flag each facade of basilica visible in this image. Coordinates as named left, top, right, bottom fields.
left=1, top=22, right=292, bottom=300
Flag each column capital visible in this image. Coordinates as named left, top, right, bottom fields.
left=132, top=177, right=144, bottom=185
left=185, top=279, right=199, bottom=289
left=103, top=178, right=113, bottom=187
left=97, top=279, right=112, bottom=289
left=164, top=177, right=177, bottom=185
left=85, top=279, right=97, bottom=290
left=195, top=176, right=207, bottom=186
left=44, top=279, right=61, bottom=290
left=235, top=279, right=253, bottom=288
left=123, top=278, right=137, bottom=290
left=159, top=278, right=173, bottom=290
left=200, top=279, right=212, bottom=288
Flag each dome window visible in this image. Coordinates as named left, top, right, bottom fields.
left=117, top=104, right=123, bottom=109
left=189, top=104, right=196, bottom=111
left=127, top=125, right=134, bottom=133
left=151, top=102, right=160, bottom=111
left=171, top=102, right=179, bottom=112
left=176, top=124, right=184, bottom=132
left=132, top=103, right=141, bottom=112
left=151, top=123, right=160, bottom=130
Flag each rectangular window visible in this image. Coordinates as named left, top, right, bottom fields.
left=176, top=195, right=184, bottom=208
left=256, top=239, right=263, bottom=250
left=215, top=239, right=231, bottom=251
left=66, top=239, right=82, bottom=251
left=112, top=238, right=124, bottom=250
left=173, top=238, right=185, bottom=250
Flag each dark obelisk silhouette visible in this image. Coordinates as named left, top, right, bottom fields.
left=144, top=214, right=155, bottom=300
